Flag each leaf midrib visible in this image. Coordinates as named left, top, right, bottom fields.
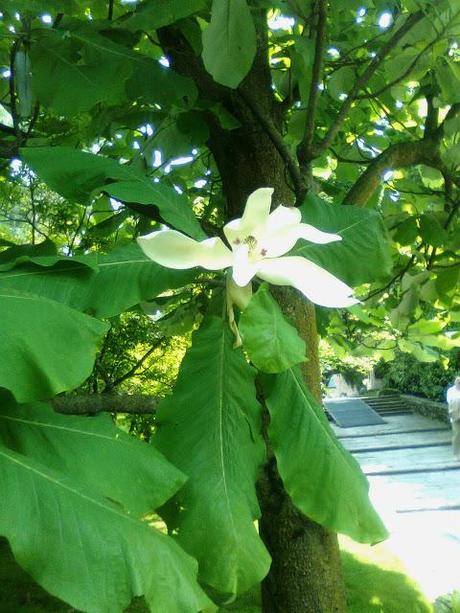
left=0, top=414, right=117, bottom=442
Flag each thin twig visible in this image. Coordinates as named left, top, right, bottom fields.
left=108, top=338, right=166, bottom=390
left=297, top=0, right=327, bottom=168
left=313, top=10, right=426, bottom=157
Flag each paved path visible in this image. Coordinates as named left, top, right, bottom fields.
left=332, top=411, right=460, bottom=600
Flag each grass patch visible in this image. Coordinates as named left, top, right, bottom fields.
left=0, top=537, right=433, bottom=612
left=340, top=536, right=432, bottom=613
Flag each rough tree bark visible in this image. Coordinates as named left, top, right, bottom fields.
left=159, top=13, right=347, bottom=612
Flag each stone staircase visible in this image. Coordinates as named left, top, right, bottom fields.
left=361, top=394, right=413, bottom=417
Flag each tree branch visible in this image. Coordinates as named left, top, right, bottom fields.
left=343, top=102, right=460, bottom=206
left=342, top=139, right=437, bottom=206
left=313, top=10, right=426, bottom=157
left=297, top=0, right=327, bottom=169
left=52, top=394, right=157, bottom=415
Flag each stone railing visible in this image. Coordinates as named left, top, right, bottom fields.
left=400, top=394, right=450, bottom=424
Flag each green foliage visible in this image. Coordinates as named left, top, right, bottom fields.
left=297, top=193, right=392, bottom=286
left=124, top=0, right=207, bottom=32
left=0, top=403, right=213, bottom=613
left=30, top=28, right=132, bottom=114
left=155, top=315, right=271, bottom=596
left=240, top=284, right=306, bottom=373
left=0, top=0, right=459, bottom=609
left=0, top=242, right=196, bottom=319
left=0, top=288, right=108, bottom=403
left=262, top=366, right=388, bottom=544
left=21, top=147, right=204, bottom=238
left=378, top=349, right=460, bottom=401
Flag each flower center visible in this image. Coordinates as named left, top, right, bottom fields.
left=233, top=235, right=267, bottom=261
left=243, top=235, right=257, bottom=250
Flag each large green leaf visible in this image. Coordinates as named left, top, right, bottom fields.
left=155, top=315, right=270, bottom=595
left=21, top=146, right=203, bottom=237
left=262, top=367, right=388, bottom=544
left=30, top=28, right=132, bottom=114
left=29, top=22, right=196, bottom=113
left=239, top=284, right=306, bottom=373
left=0, top=289, right=108, bottom=403
left=125, top=0, right=207, bottom=31
left=295, top=193, right=392, bottom=286
left=202, top=0, right=257, bottom=88
left=0, top=402, right=185, bottom=517
left=0, top=243, right=195, bottom=319
left=105, top=180, right=206, bottom=240
left=20, top=146, right=131, bottom=205
left=0, top=444, right=214, bottom=613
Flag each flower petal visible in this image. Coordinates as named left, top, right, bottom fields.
left=137, top=229, right=233, bottom=271
left=297, top=223, right=342, bottom=245
left=223, top=187, right=274, bottom=245
left=232, top=244, right=259, bottom=287
left=241, top=187, right=274, bottom=227
left=255, top=256, right=358, bottom=308
left=258, top=206, right=341, bottom=258
left=266, top=205, right=302, bottom=231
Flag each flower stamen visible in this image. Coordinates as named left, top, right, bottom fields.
left=243, top=235, right=257, bottom=250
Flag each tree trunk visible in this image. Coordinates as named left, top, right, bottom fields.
left=257, top=292, right=346, bottom=613
left=258, top=466, right=345, bottom=613
left=159, top=18, right=347, bottom=612
left=209, top=112, right=347, bottom=613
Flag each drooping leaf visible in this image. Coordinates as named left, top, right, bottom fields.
left=0, top=444, right=214, bottom=613
left=0, top=241, right=98, bottom=272
left=240, top=284, right=306, bottom=373
left=392, top=216, right=419, bottom=245
left=262, top=367, right=388, bottom=544
left=105, top=180, right=206, bottom=240
left=21, top=146, right=203, bottom=237
left=202, top=0, right=257, bottom=88
left=0, top=289, right=108, bottom=403
left=0, top=243, right=196, bottom=319
left=295, top=193, right=392, bottom=286
left=0, top=238, right=57, bottom=265
left=0, top=402, right=185, bottom=517
left=155, top=315, right=270, bottom=595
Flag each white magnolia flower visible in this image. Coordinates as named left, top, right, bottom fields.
left=137, top=187, right=358, bottom=308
